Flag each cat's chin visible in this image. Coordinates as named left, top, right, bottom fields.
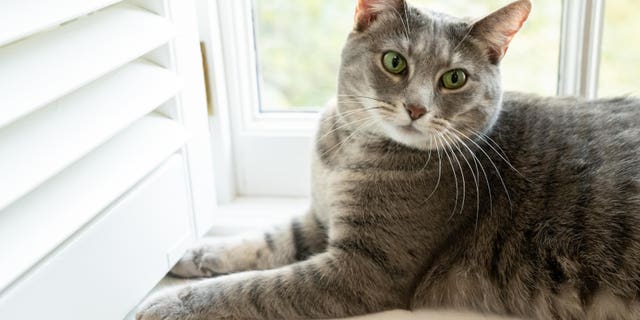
left=384, top=124, right=438, bottom=151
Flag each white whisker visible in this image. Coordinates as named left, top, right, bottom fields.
left=422, top=133, right=444, bottom=204
left=450, top=126, right=513, bottom=211
left=402, top=0, right=412, bottom=36
left=441, top=132, right=466, bottom=220
left=459, top=133, right=494, bottom=218
left=319, top=118, right=377, bottom=159
left=418, top=136, right=434, bottom=174
left=465, top=126, right=525, bottom=178
left=445, top=131, right=482, bottom=231
left=437, top=135, right=459, bottom=220
left=386, top=4, right=410, bottom=39
left=317, top=116, right=376, bottom=141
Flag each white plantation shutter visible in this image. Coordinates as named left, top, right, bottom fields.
left=0, top=1, right=216, bottom=319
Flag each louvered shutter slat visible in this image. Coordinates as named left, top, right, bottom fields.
left=0, top=0, right=125, bottom=46
left=0, top=114, right=187, bottom=292
left=0, top=4, right=175, bottom=128
left=0, top=61, right=181, bottom=210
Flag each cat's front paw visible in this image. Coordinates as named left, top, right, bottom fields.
left=136, top=287, right=193, bottom=320
left=169, top=242, right=230, bottom=278
left=170, top=237, right=247, bottom=278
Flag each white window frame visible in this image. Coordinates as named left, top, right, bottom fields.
left=199, top=0, right=607, bottom=203
left=198, top=0, right=318, bottom=202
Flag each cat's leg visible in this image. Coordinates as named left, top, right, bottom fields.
left=136, top=251, right=406, bottom=320
left=170, top=209, right=328, bottom=278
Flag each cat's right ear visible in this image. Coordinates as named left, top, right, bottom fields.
left=354, top=0, right=405, bottom=32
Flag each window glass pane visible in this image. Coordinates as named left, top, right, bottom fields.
left=599, top=0, right=640, bottom=97
left=253, top=0, right=352, bottom=112
left=252, top=0, right=561, bottom=112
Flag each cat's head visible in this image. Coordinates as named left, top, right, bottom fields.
left=337, top=0, right=531, bottom=150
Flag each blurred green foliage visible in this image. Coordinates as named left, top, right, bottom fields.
left=253, top=0, right=353, bottom=110
left=600, top=0, right=640, bottom=97
left=253, top=0, right=636, bottom=111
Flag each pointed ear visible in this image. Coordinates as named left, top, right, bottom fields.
left=470, top=0, right=531, bottom=64
left=354, top=0, right=405, bottom=32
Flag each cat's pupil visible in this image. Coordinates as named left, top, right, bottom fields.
left=392, top=56, right=400, bottom=68
left=451, top=72, right=459, bottom=83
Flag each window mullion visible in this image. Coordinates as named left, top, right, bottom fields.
left=557, top=0, right=604, bottom=98
left=580, top=0, right=605, bottom=99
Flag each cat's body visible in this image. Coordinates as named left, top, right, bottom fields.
left=312, top=92, right=640, bottom=319
left=137, top=1, right=640, bottom=319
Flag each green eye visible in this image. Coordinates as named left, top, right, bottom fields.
left=441, top=69, right=468, bottom=90
left=382, top=51, right=407, bottom=74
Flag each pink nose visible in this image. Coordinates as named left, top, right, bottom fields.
left=405, top=104, right=427, bottom=120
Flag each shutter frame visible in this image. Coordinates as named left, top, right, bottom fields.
left=0, top=0, right=216, bottom=316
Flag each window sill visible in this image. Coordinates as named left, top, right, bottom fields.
left=207, top=196, right=309, bottom=236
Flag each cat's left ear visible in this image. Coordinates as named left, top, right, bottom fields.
left=354, top=0, right=406, bottom=32
left=470, top=0, right=531, bottom=64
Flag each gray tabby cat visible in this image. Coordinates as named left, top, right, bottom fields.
left=137, top=0, right=640, bottom=319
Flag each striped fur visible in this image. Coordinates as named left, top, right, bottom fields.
left=137, top=1, right=640, bottom=319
